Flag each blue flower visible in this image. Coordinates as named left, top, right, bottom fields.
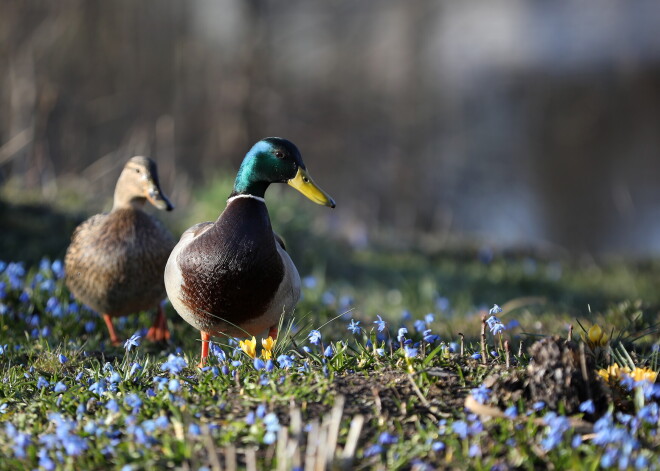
left=571, top=435, right=582, bottom=448
left=364, top=444, right=383, bottom=457
left=108, top=372, right=122, bottom=384
left=397, top=327, right=408, bottom=342
left=468, top=443, right=481, bottom=457
left=302, top=276, right=317, bottom=289
left=124, top=394, right=142, bottom=411
left=470, top=385, right=491, bottom=404
left=422, top=329, right=439, bottom=343
left=413, top=320, right=426, bottom=332
left=425, top=313, right=435, bottom=324
left=188, top=424, right=201, bottom=436
left=161, top=354, right=187, bottom=375
left=168, top=379, right=181, bottom=393
left=263, top=413, right=280, bottom=433
left=54, top=381, right=67, bottom=393
left=378, top=432, right=398, bottom=445
left=0, top=403, right=8, bottom=414
left=323, top=345, right=334, bottom=358
left=308, top=330, right=322, bottom=345
left=404, top=346, right=418, bottom=358
left=489, top=304, right=503, bottom=315
left=265, top=359, right=275, bottom=372
left=58, top=354, right=68, bottom=364
left=124, top=334, right=141, bottom=352
left=540, top=412, right=571, bottom=451
left=431, top=441, right=445, bottom=452
left=374, top=315, right=387, bottom=332
left=504, top=406, right=518, bottom=418
left=38, top=449, right=55, bottom=471
left=451, top=421, right=468, bottom=439
left=253, top=358, right=265, bottom=370
left=37, top=376, right=50, bottom=389
left=106, top=399, right=120, bottom=413
left=532, top=401, right=545, bottom=411
left=245, top=411, right=255, bottom=425
left=277, top=354, right=294, bottom=369
left=486, top=316, right=506, bottom=335
left=470, top=353, right=481, bottom=360
left=579, top=399, right=595, bottom=414
left=256, top=404, right=267, bottom=419
left=89, top=379, right=108, bottom=395
left=347, top=319, right=361, bottom=334
left=210, top=343, right=226, bottom=362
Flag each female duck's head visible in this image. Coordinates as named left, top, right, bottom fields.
left=113, top=156, right=174, bottom=211
left=232, top=137, right=335, bottom=208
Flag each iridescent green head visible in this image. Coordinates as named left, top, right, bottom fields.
left=231, top=137, right=335, bottom=207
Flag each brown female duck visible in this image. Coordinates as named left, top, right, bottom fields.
left=65, top=156, right=176, bottom=344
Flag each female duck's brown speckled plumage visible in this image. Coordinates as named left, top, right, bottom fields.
left=65, top=156, right=176, bottom=344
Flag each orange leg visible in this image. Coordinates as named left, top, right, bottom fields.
left=146, top=304, right=171, bottom=342
left=102, top=313, right=122, bottom=346
left=268, top=326, right=278, bottom=340
left=197, top=331, right=211, bottom=368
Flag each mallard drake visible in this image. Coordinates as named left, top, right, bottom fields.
left=65, top=157, right=176, bottom=345
left=165, top=137, right=335, bottom=366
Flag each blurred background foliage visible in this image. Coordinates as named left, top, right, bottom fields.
left=2, top=0, right=660, bottom=327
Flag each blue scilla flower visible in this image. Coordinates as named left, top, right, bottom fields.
left=253, top=358, right=265, bottom=370
left=210, top=343, right=226, bottom=362
left=425, top=313, right=435, bottom=324
left=265, top=359, right=275, bottom=372
left=413, top=319, right=426, bottom=332
left=168, top=379, right=181, bottom=393
left=301, top=275, right=317, bottom=289
left=579, top=399, right=595, bottom=414
left=106, top=399, right=120, bottom=413
left=324, top=345, right=334, bottom=358
left=397, top=327, right=408, bottom=342
left=504, top=406, right=518, bottom=418
left=423, top=329, right=439, bottom=343
left=374, top=315, right=387, bottom=332
left=404, top=346, right=418, bottom=358
left=40, top=279, right=56, bottom=293
left=470, top=385, right=491, bottom=404
left=347, top=319, right=361, bottom=334
left=51, top=260, right=64, bottom=279
left=471, top=353, right=481, bottom=360
left=308, top=329, right=322, bottom=345
left=451, top=421, right=469, bottom=439
left=364, top=444, right=383, bottom=457
left=124, top=334, right=141, bottom=352
left=378, top=432, right=398, bottom=445
left=161, top=354, right=187, bottom=374
left=54, top=381, right=67, bottom=393
left=489, top=304, right=503, bottom=315
left=37, top=376, right=50, bottom=389
left=89, top=379, right=108, bottom=395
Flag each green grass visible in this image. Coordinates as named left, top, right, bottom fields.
left=0, top=176, right=659, bottom=469
left=0, top=254, right=658, bottom=470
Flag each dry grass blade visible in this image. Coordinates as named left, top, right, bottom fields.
left=340, top=415, right=364, bottom=470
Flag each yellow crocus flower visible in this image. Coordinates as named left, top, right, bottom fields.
left=262, top=336, right=276, bottom=352
left=581, top=324, right=609, bottom=349
left=239, top=337, right=257, bottom=359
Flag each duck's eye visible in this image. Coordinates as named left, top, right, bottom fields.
left=275, top=151, right=284, bottom=159
left=135, top=168, right=141, bottom=174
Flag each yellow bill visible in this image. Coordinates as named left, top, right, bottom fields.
left=287, top=167, right=336, bottom=208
